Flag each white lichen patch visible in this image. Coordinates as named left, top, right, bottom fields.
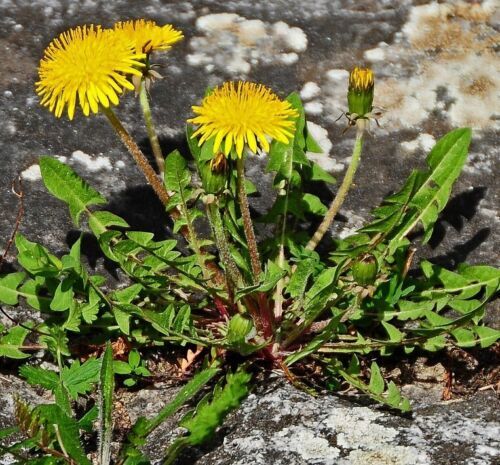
left=227, top=426, right=340, bottom=465
left=187, top=13, right=307, bottom=76
left=305, top=122, right=344, bottom=173
left=325, top=406, right=429, bottom=465
left=411, top=408, right=500, bottom=463
left=21, top=164, right=41, bottom=181
left=400, top=133, right=436, bottom=153
left=304, top=101, right=323, bottom=115
left=339, top=447, right=429, bottom=465
left=274, top=426, right=340, bottom=463
left=71, top=150, right=113, bottom=172
left=463, top=150, right=494, bottom=175
left=363, top=43, right=388, bottom=62
left=366, top=1, right=500, bottom=131
left=335, top=210, right=367, bottom=239
left=322, top=69, right=350, bottom=124
left=325, top=406, right=398, bottom=449
left=300, top=82, right=321, bottom=100
left=216, top=382, right=498, bottom=465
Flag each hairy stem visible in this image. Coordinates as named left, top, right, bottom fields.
left=207, top=201, right=243, bottom=288
left=306, top=125, right=364, bottom=251
left=104, top=107, right=170, bottom=206
left=104, top=107, right=223, bottom=283
left=139, top=81, right=165, bottom=177
left=236, top=157, right=262, bottom=283
left=273, top=150, right=293, bottom=319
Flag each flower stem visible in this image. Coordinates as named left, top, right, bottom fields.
left=139, top=81, right=165, bottom=177
left=236, top=157, right=262, bottom=283
left=103, top=106, right=170, bottom=206
left=207, top=201, right=243, bottom=287
left=306, top=125, right=364, bottom=251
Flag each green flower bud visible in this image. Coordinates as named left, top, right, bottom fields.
left=347, top=67, right=374, bottom=118
left=198, top=152, right=227, bottom=194
left=352, top=253, right=378, bottom=286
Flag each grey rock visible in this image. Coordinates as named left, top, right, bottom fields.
left=175, top=381, right=499, bottom=465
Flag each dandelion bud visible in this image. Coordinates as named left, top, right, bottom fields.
left=347, top=67, right=374, bottom=118
left=352, top=253, right=378, bottom=286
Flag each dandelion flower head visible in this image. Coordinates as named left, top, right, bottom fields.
left=188, top=81, right=298, bottom=158
left=349, top=67, right=374, bottom=93
left=348, top=67, right=374, bottom=117
left=113, top=19, right=184, bottom=54
left=36, top=25, right=146, bottom=119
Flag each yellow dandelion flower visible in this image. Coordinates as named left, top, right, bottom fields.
left=188, top=81, right=298, bottom=158
left=113, top=19, right=183, bottom=54
left=36, top=25, right=146, bottom=120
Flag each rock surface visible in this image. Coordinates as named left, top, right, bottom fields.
left=0, top=0, right=498, bottom=464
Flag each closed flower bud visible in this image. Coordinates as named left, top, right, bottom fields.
left=352, top=253, right=378, bottom=286
left=347, top=67, right=374, bottom=118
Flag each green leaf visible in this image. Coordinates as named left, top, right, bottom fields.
left=19, top=366, right=59, bottom=391
left=81, top=287, right=101, bottom=324
left=164, top=150, right=190, bottom=192
left=302, top=193, right=328, bottom=215
left=473, top=326, right=500, bottom=348
left=0, top=426, right=19, bottom=440
left=305, top=130, right=323, bottom=153
left=347, top=355, right=361, bottom=376
left=98, top=343, right=115, bottom=465
left=78, top=405, right=98, bottom=432
left=15, top=234, right=61, bottom=276
left=61, top=358, right=100, bottom=399
left=113, top=361, right=133, bottom=375
left=112, top=284, right=143, bottom=304
left=451, top=328, right=476, bottom=348
left=309, top=162, right=336, bottom=184
left=0, top=325, right=30, bottom=359
left=50, top=277, right=75, bottom=311
left=54, top=383, right=72, bottom=417
left=226, top=314, right=253, bottom=344
left=0, top=272, right=26, bottom=305
left=36, top=404, right=92, bottom=465
left=285, top=315, right=342, bottom=366
left=113, top=306, right=131, bottom=335
left=368, top=362, right=384, bottom=395
left=124, top=378, right=136, bottom=387
left=179, top=369, right=251, bottom=446
left=337, top=367, right=411, bottom=412
left=381, top=321, right=403, bottom=342
left=39, top=156, right=106, bottom=225
left=303, top=265, right=341, bottom=317
left=88, top=210, right=130, bottom=237
left=128, top=349, right=141, bottom=369
left=421, top=334, right=447, bottom=352
left=126, top=231, right=155, bottom=247
left=119, top=367, right=219, bottom=464
left=388, top=128, right=471, bottom=250
left=286, top=258, right=317, bottom=299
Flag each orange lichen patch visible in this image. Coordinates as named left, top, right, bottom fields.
left=404, top=2, right=499, bottom=56
left=460, top=75, right=496, bottom=97
left=453, top=2, right=496, bottom=22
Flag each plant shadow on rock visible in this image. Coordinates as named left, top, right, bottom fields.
left=424, top=186, right=490, bottom=269
left=138, top=134, right=191, bottom=173
left=65, top=133, right=194, bottom=276
left=174, top=427, right=230, bottom=465
left=66, top=184, right=174, bottom=277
